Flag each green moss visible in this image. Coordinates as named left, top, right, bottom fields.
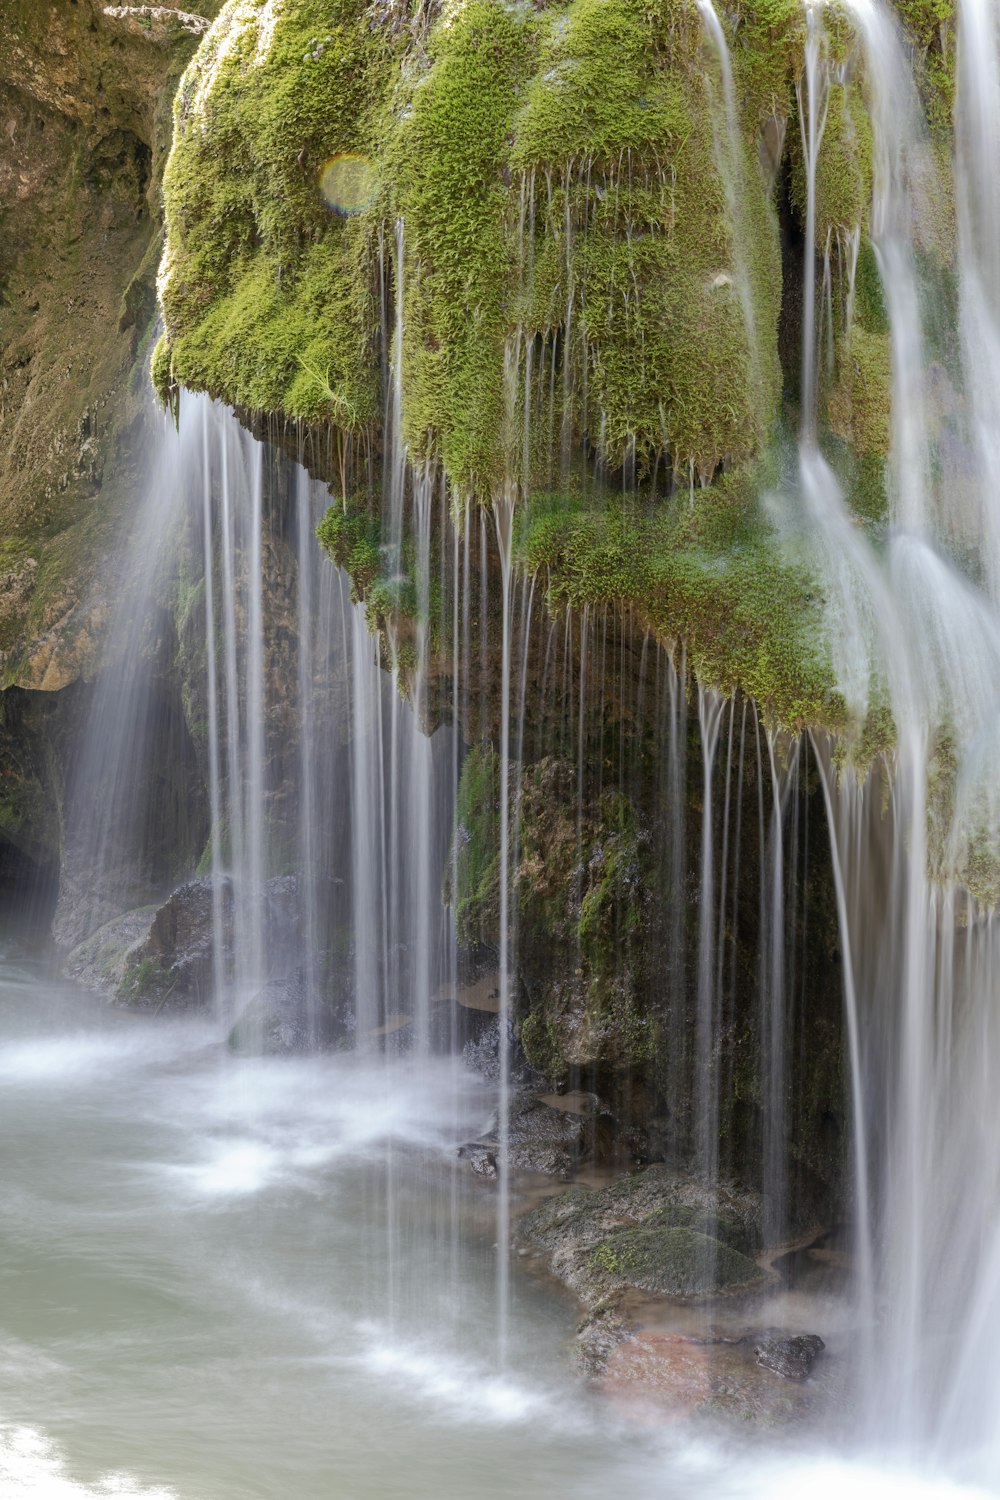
left=159, top=0, right=794, bottom=493
left=511, top=0, right=781, bottom=481
left=159, top=0, right=392, bottom=430
left=891, top=0, right=956, bottom=132
left=390, top=0, right=538, bottom=494
left=317, top=501, right=381, bottom=599
left=790, top=76, right=874, bottom=239
left=118, top=954, right=163, bottom=1004
left=516, top=478, right=843, bottom=733
left=589, top=1224, right=763, bottom=1295
left=828, top=324, right=892, bottom=458
left=450, top=743, right=501, bottom=949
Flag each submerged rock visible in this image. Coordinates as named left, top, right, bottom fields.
left=599, top=1330, right=825, bottom=1428
left=753, top=1332, right=825, bottom=1381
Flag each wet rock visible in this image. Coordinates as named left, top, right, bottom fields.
left=753, top=1332, right=825, bottom=1380
left=459, top=1089, right=587, bottom=1180
left=461, top=1015, right=541, bottom=1087
left=576, top=1304, right=631, bottom=1374
left=227, top=976, right=311, bottom=1055
left=127, top=875, right=230, bottom=1007
left=600, top=1331, right=821, bottom=1428
left=64, top=904, right=159, bottom=997
left=587, top=1225, right=763, bottom=1299
left=515, top=1165, right=768, bottom=1311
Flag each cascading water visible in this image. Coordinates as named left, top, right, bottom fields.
left=15, top=0, right=1000, bottom=1492
left=786, top=0, right=1000, bottom=1476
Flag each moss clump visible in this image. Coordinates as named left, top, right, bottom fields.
left=510, top=0, right=782, bottom=482
left=828, top=324, right=892, bottom=458
left=891, top=0, right=956, bottom=132
left=390, top=0, right=538, bottom=493
left=159, top=0, right=798, bottom=495
left=158, top=0, right=392, bottom=429
left=589, top=1224, right=763, bottom=1296
left=790, top=76, right=874, bottom=240
left=317, top=502, right=382, bottom=600
left=516, top=478, right=843, bottom=733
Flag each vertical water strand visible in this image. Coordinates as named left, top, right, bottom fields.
left=218, top=422, right=243, bottom=1017
left=576, top=605, right=590, bottom=895
left=665, top=646, right=688, bottom=1162
left=201, top=402, right=226, bottom=1017
left=839, top=0, right=933, bottom=533
left=956, top=0, right=1000, bottom=596
left=727, top=700, right=749, bottom=1023
left=350, top=585, right=382, bottom=1045
left=714, top=696, right=736, bottom=1158
left=245, top=437, right=267, bottom=996
left=884, top=719, right=933, bottom=1435
left=408, top=466, right=434, bottom=1053
left=493, top=494, right=515, bottom=1365
left=797, top=4, right=831, bottom=439
left=295, top=461, right=319, bottom=1038
left=693, top=0, right=761, bottom=387
left=760, top=733, right=792, bottom=1242
left=695, top=685, right=726, bottom=1185
left=386, top=218, right=407, bottom=568
left=810, top=740, right=877, bottom=1398
left=447, top=492, right=464, bottom=1318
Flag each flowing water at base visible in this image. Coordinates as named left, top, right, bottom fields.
left=0, top=948, right=993, bottom=1500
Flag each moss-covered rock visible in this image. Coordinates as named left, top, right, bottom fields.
left=517, top=1164, right=769, bottom=1307
left=156, top=0, right=802, bottom=492
left=589, top=1224, right=763, bottom=1296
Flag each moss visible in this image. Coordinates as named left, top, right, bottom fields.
left=390, top=0, right=538, bottom=494
left=317, top=501, right=382, bottom=600
left=450, top=743, right=501, bottom=949
left=510, top=0, right=781, bottom=482
left=589, top=1224, right=763, bottom=1295
left=118, top=954, right=164, bottom=1004
left=790, top=75, right=874, bottom=240
left=158, top=0, right=392, bottom=432
left=828, top=324, right=892, bottom=458
left=159, top=0, right=796, bottom=493
left=891, top=0, right=956, bottom=132
left=516, top=477, right=844, bottom=733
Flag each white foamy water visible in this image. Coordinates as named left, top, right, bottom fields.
left=2, top=959, right=997, bottom=1499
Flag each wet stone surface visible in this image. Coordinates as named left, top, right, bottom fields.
left=753, top=1332, right=826, bottom=1381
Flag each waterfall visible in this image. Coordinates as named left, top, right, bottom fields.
left=956, top=0, right=1000, bottom=599
left=782, top=0, right=1000, bottom=1472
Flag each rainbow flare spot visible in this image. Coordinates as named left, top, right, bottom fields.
left=320, top=153, right=378, bottom=217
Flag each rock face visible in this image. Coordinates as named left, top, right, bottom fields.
left=0, top=0, right=221, bottom=684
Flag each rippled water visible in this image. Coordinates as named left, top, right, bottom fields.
left=0, top=950, right=993, bottom=1500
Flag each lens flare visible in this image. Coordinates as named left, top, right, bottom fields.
left=320, top=153, right=377, bottom=217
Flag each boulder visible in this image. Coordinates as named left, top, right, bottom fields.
left=515, top=1165, right=768, bottom=1315
left=459, top=1089, right=589, bottom=1180
left=754, top=1332, right=825, bottom=1380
